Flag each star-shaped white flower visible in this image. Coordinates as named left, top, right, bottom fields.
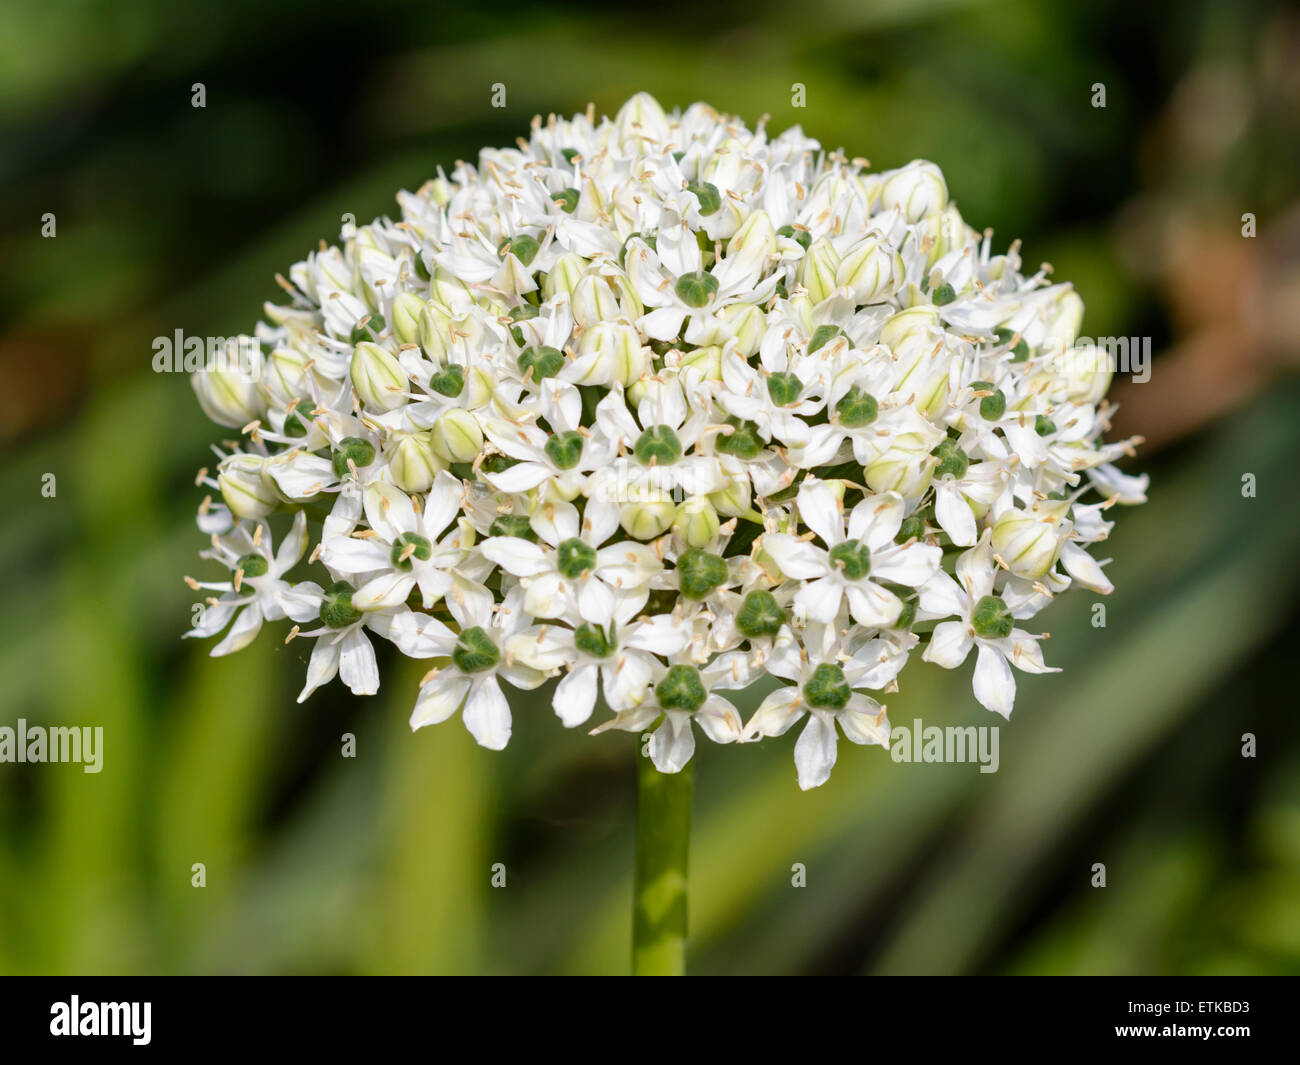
left=761, top=478, right=941, bottom=627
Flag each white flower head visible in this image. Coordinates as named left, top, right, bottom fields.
left=185, top=95, right=1144, bottom=787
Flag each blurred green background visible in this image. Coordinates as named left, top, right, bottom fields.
left=2, top=0, right=1299, bottom=975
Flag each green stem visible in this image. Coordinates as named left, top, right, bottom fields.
left=633, top=752, right=692, bottom=975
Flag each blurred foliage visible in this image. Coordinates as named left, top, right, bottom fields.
left=1, top=0, right=1298, bottom=974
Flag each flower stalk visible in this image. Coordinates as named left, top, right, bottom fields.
left=633, top=750, right=692, bottom=975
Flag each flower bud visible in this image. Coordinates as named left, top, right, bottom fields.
left=571, top=273, right=622, bottom=327
left=673, top=497, right=720, bottom=549
left=391, top=292, right=426, bottom=347
left=836, top=236, right=904, bottom=305
left=891, top=330, right=945, bottom=398
left=388, top=431, right=445, bottom=494
left=1059, top=342, right=1113, bottom=405
left=1042, top=290, right=1084, bottom=357
left=262, top=346, right=312, bottom=407
left=627, top=378, right=649, bottom=410
left=192, top=356, right=264, bottom=428
left=429, top=268, right=473, bottom=313
left=615, top=92, right=669, bottom=152
left=576, top=322, right=647, bottom=386
left=880, top=160, right=948, bottom=222
left=464, top=365, right=495, bottom=409
left=878, top=306, right=942, bottom=351
left=937, top=204, right=970, bottom=263
left=418, top=302, right=453, bottom=363
left=725, top=210, right=776, bottom=278
left=990, top=500, right=1070, bottom=579
left=718, top=302, right=765, bottom=357
left=431, top=409, right=484, bottom=463
left=620, top=501, right=676, bottom=540
left=217, top=454, right=278, bottom=520
left=797, top=238, right=840, bottom=304
left=864, top=427, right=938, bottom=501
left=542, top=253, right=585, bottom=301
left=708, top=473, right=752, bottom=518
left=350, top=342, right=408, bottom=412
left=677, top=343, right=723, bottom=382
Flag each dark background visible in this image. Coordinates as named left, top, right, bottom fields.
left=1, top=0, right=1298, bottom=974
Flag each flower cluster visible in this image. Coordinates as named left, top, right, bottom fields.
left=186, top=94, right=1146, bottom=789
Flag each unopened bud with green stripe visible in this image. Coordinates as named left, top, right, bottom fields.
left=431, top=409, right=484, bottom=463
left=351, top=342, right=408, bottom=412
left=218, top=454, right=278, bottom=520
left=388, top=431, right=444, bottom=494
left=673, top=498, right=721, bottom=550
left=990, top=499, right=1070, bottom=579
left=797, top=237, right=840, bottom=304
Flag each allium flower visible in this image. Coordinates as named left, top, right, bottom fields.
left=184, top=93, right=1146, bottom=791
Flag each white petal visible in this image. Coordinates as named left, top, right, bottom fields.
left=994, top=633, right=1059, bottom=676
left=339, top=628, right=379, bottom=695
left=761, top=534, right=828, bottom=580
left=594, top=542, right=661, bottom=589
left=846, top=637, right=910, bottom=689
left=297, top=637, right=340, bottom=703
left=319, top=536, right=390, bottom=574
left=955, top=536, right=997, bottom=600
left=274, top=510, right=310, bottom=572
left=934, top=482, right=977, bottom=547
left=577, top=577, right=617, bottom=625
left=211, top=603, right=263, bottom=656
left=582, top=497, right=621, bottom=549
left=849, top=491, right=904, bottom=549
left=445, top=576, right=494, bottom=631
left=796, top=479, right=844, bottom=547
left=871, top=542, right=942, bottom=587
left=605, top=653, right=654, bottom=710
left=364, top=481, right=419, bottom=541
left=918, top=571, right=966, bottom=618
left=703, top=650, right=756, bottom=691
left=972, top=642, right=1015, bottom=718
left=523, top=571, right=569, bottom=619
left=553, top=664, right=598, bottom=727
left=389, top=611, right=458, bottom=658
left=462, top=677, right=512, bottom=750
left=838, top=696, right=891, bottom=747
left=923, top=620, right=974, bottom=669
left=695, top=696, right=743, bottom=744
left=1059, top=541, right=1113, bottom=594
left=794, top=713, right=839, bottom=790
left=622, top=614, right=690, bottom=655
left=743, top=687, right=803, bottom=739
left=484, top=461, right=553, bottom=494
left=422, top=471, right=465, bottom=536
left=793, top=424, right=847, bottom=468
left=504, top=626, right=573, bottom=671
left=185, top=599, right=238, bottom=639
left=479, top=537, right=549, bottom=577
left=276, top=581, right=324, bottom=623
left=267, top=454, right=335, bottom=500
left=530, top=500, right=581, bottom=545
left=648, top=712, right=695, bottom=774
left=410, top=672, right=471, bottom=729
left=844, top=581, right=902, bottom=628
left=640, top=306, right=687, bottom=342
left=794, top=575, right=845, bottom=624
left=352, top=572, right=416, bottom=611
